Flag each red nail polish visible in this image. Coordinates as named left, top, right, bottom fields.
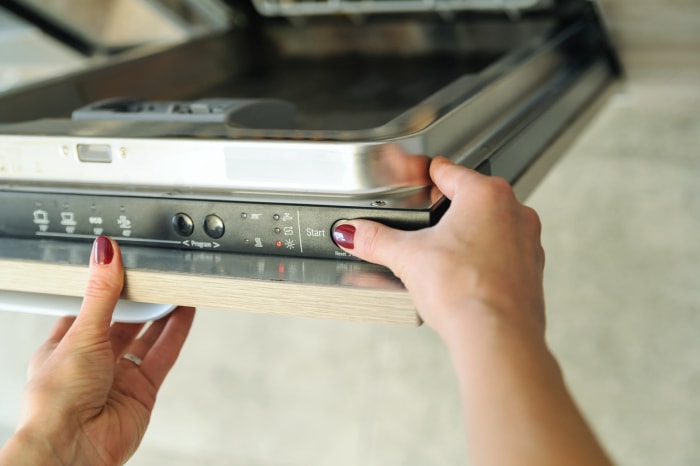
left=93, top=236, right=114, bottom=265
left=332, top=224, right=356, bottom=250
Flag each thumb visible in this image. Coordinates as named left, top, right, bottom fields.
left=67, top=236, right=124, bottom=342
left=332, top=219, right=407, bottom=272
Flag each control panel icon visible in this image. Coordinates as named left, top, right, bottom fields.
left=117, top=215, right=132, bottom=229
left=60, top=212, right=77, bottom=226
left=32, top=210, right=49, bottom=225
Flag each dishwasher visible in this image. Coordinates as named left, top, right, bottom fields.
left=0, top=0, right=621, bottom=323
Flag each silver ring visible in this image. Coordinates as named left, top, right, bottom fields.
left=121, top=353, right=143, bottom=367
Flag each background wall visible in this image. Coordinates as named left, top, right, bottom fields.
left=598, top=0, right=700, bottom=85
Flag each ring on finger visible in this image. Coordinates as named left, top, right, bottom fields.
left=121, top=352, right=143, bottom=367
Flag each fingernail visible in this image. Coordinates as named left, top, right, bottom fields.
left=332, top=224, right=356, bottom=250
left=93, top=236, right=114, bottom=265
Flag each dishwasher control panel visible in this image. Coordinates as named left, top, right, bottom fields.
left=0, top=191, right=436, bottom=259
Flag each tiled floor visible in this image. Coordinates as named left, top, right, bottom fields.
left=1, top=80, right=699, bottom=465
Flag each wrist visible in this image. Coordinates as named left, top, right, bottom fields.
left=432, top=299, right=547, bottom=356
left=1, top=413, right=82, bottom=466
left=0, top=427, right=70, bottom=466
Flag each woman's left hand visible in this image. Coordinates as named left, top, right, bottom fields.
left=1, top=236, right=195, bottom=466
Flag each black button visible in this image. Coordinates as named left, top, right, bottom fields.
left=172, top=213, right=194, bottom=237
left=203, top=214, right=225, bottom=239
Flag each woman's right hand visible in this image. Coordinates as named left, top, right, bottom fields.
left=333, top=158, right=612, bottom=466
left=332, top=156, right=546, bottom=338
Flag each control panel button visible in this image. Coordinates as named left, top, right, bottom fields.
left=172, top=213, right=194, bottom=237
left=330, top=219, right=352, bottom=248
left=203, top=214, right=225, bottom=239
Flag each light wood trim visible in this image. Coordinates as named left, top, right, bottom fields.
left=0, top=259, right=420, bottom=326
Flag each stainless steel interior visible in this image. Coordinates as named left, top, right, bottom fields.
left=200, top=17, right=549, bottom=133
left=0, top=1, right=620, bottom=199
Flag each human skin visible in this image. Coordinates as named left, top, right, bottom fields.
left=0, top=237, right=195, bottom=466
left=0, top=158, right=613, bottom=465
left=332, top=157, right=613, bottom=466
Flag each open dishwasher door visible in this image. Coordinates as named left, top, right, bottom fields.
left=0, top=0, right=620, bottom=322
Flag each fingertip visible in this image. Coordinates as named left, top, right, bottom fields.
left=428, top=156, right=453, bottom=176
left=332, top=219, right=403, bottom=270
left=429, top=157, right=488, bottom=201
left=332, top=223, right=356, bottom=250
left=92, top=236, right=113, bottom=265
left=90, top=236, right=124, bottom=269
left=172, top=306, right=196, bottom=322
left=85, top=236, right=124, bottom=296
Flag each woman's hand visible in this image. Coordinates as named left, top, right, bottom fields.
left=332, top=156, right=546, bottom=338
left=0, top=236, right=195, bottom=466
left=332, top=158, right=612, bottom=466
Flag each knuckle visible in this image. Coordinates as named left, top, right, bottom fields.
left=354, top=221, right=405, bottom=272
left=523, top=205, right=542, bottom=231
left=538, top=244, right=546, bottom=268
left=487, top=176, right=514, bottom=198
left=474, top=176, right=516, bottom=206
left=359, top=222, right=383, bottom=258
left=83, top=273, right=122, bottom=299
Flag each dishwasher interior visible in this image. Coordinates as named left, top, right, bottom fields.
left=0, top=0, right=620, bottom=262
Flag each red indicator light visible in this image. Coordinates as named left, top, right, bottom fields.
left=276, top=240, right=283, bottom=248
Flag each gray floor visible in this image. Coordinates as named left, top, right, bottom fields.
left=1, top=81, right=700, bottom=465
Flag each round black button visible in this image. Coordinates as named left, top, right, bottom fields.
left=172, top=213, right=194, bottom=237
left=203, top=214, right=225, bottom=239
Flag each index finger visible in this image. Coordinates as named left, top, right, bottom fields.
left=429, top=156, right=492, bottom=201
